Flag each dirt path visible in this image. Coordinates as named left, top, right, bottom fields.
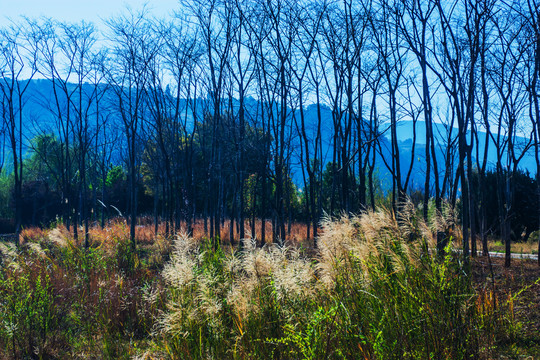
left=485, top=251, right=538, bottom=261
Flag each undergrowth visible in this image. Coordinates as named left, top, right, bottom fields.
left=151, top=204, right=511, bottom=359
left=0, top=205, right=519, bottom=359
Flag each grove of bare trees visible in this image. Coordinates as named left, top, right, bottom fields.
left=1, top=0, right=539, bottom=266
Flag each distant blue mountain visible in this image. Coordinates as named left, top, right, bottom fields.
left=5, top=79, right=537, bottom=192
left=395, top=120, right=537, bottom=173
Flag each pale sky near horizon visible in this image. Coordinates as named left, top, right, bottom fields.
left=0, top=0, right=179, bottom=27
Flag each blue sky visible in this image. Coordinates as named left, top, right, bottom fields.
left=0, top=0, right=178, bottom=27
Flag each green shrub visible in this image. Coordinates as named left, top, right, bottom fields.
left=0, top=250, right=58, bottom=358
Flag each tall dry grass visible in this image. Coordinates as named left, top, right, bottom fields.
left=150, top=201, right=508, bottom=359
left=0, top=203, right=513, bottom=359
left=0, top=222, right=166, bottom=359
left=187, top=218, right=308, bottom=245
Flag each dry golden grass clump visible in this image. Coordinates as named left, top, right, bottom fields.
left=162, top=233, right=199, bottom=289
left=0, top=241, right=18, bottom=270
left=157, top=201, right=438, bottom=341
left=230, top=238, right=315, bottom=316
left=20, top=227, right=48, bottom=244
left=317, top=202, right=435, bottom=289
left=48, top=227, right=69, bottom=248
left=158, top=233, right=316, bottom=341
left=430, top=201, right=458, bottom=236
left=152, top=201, right=504, bottom=359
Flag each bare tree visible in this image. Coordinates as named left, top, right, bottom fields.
left=488, top=5, right=530, bottom=267
left=186, top=0, right=235, bottom=245
left=472, top=0, right=497, bottom=257
left=58, top=21, right=99, bottom=247
left=400, top=0, right=442, bottom=232
left=247, top=0, right=297, bottom=244
left=523, top=0, right=540, bottom=266
left=159, top=15, right=203, bottom=237
left=34, top=19, right=76, bottom=233
left=229, top=0, right=258, bottom=242
left=0, top=20, right=39, bottom=240
left=289, top=0, right=325, bottom=241
left=432, top=0, right=476, bottom=262
left=369, top=0, right=413, bottom=213
left=106, top=8, right=157, bottom=249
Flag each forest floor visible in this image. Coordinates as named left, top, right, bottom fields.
left=472, top=256, right=540, bottom=358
